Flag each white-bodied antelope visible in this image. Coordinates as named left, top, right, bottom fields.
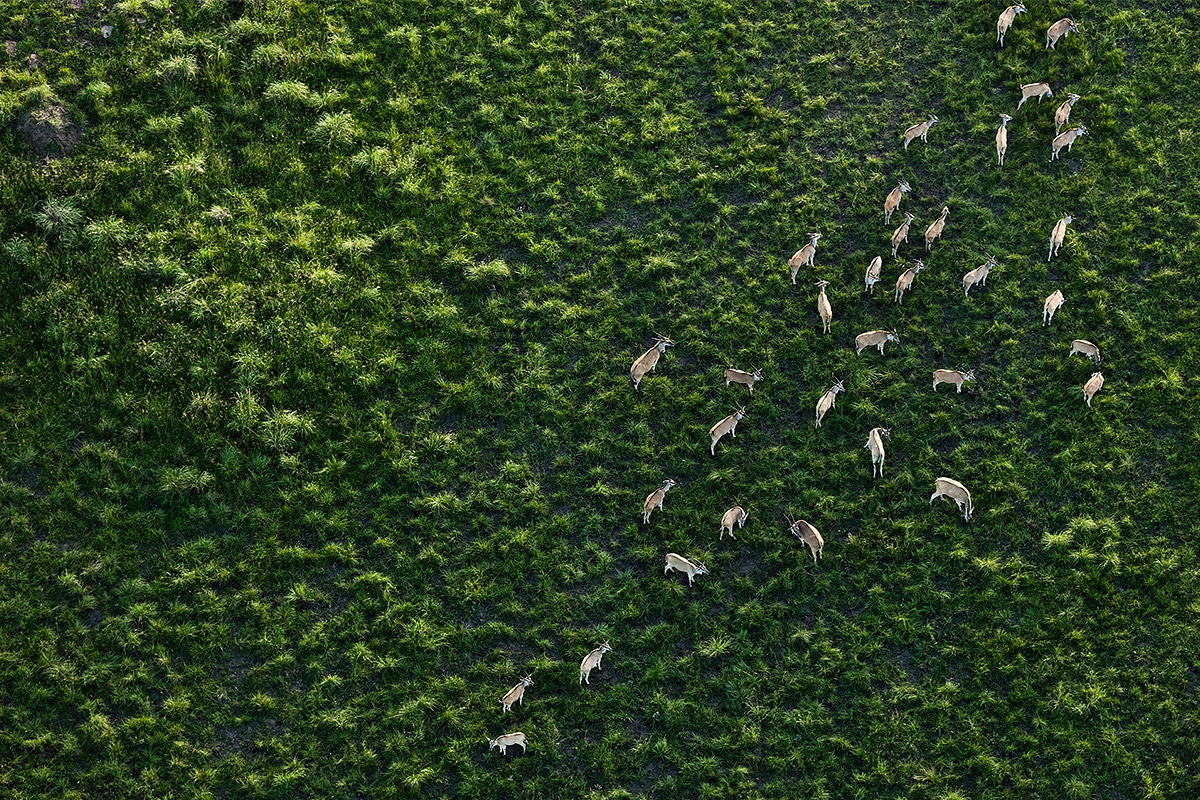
left=720, top=505, right=748, bottom=540
left=865, top=427, right=891, bottom=478
left=725, top=367, right=763, bottom=395
left=1017, top=82, right=1053, bottom=111
left=996, top=4, right=1027, bottom=47
left=500, top=676, right=534, bottom=713
left=1051, top=125, right=1088, bottom=162
left=488, top=732, right=527, bottom=755
left=1070, top=339, right=1101, bottom=364
left=814, top=378, right=845, bottom=429
left=865, top=256, right=883, bottom=294
left=895, top=260, right=925, bottom=304
left=788, top=233, right=822, bottom=284
left=963, top=257, right=997, bottom=296
left=891, top=212, right=915, bottom=257
left=709, top=407, right=747, bottom=455
left=1046, top=18, right=1078, bottom=49
left=664, top=553, right=709, bottom=586
left=642, top=479, right=677, bottom=524
left=933, top=368, right=976, bottom=393
left=884, top=180, right=911, bottom=225
left=1054, top=94, right=1081, bottom=135
left=1043, top=289, right=1065, bottom=325
left=816, top=280, right=833, bottom=333
left=930, top=477, right=973, bottom=522
left=787, top=515, right=824, bottom=564
left=903, top=115, right=938, bottom=149
left=1048, top=214, right=1073, bottom=261
left=630, top=335, right=673, bottom=391
left=1083, top=371, right=1104, bottom=407
left=579, top=642, right=612, bottom=684
left=925, top=206, right=949, bottom=251
left=996, top=114, right=1013, bottom=166
left=855, top=329, right=900, bottom=356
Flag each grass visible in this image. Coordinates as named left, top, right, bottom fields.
left=1, top=0, right=1199, bottom=797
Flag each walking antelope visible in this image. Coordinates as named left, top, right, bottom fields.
left=500, top=676, right=534, bottom=713
left=1051, top=126, right=1088, bottom=162
left=488, top=732, right=527, bottom=755
left=642, top=479, right=677, bottom=524
left=891, top=212, right=915, bottom=257
left=814, top=378, right=845, bottom=429
left=1043, top=289, right=1065, bottom=325
left=1069, top=339, right=1101, bottom=364
left=579, top=642, right=612, bottom=684
left=725, top=367, right=763, bottom=395
left=855, top=330, right=900, bottom=356
left=1017, top=82, right=1053, bottom=111
left=816, top=280, right=833, bottom=333
left=895, top=260, right=925, bottom=304
left=903, top=115, right=938, bottom=149
left=664, top=553, right=710, bottom=586
left=787, top=515, right=824, bottom=564
left=884, top=180, right=911, bottom=225
left=996, top=114, right=1013, bottom=166
left=933, top=368, right=976, bottom=393
left=1046, top=18, right=1079, bottom=49
left=930, top=477, right=973, bottom=522
left=865, top=256, right=883, bottom=293
left=1083, top=371, right=1104, bottom=407
left=1055, top=94, right=1081, bottom=135
left=720, top=505, right=748, bottom=540
left=925, top=206, right=949, bottom=251
left=630, top=335, right=674, bottom=391
left=963, top=257, right=997, bottom=296
left=788, top=233, right=822, bottom=284
left=1048, top=214, right=1073, bottom=261
left=865, top=427, right=891, bottom=478
left=709, top=407, right=747, bottom=455
left=996, top=4, right=1027, bottom=47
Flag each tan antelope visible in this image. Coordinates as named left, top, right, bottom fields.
left=894, top=260, right=925, bottom=304
left=1055, top=94, right=1081, bottom=134
left=642, top=479, right=677, bottom=524
left=1048, top=214, right=1073, bottom=261
left=996, top=114, right=1013, bottom=166
left=903, top=115, right=938, bottom=149
left=933, top=368, right=976, bottom=393
left=709, top=407, right=747, bottom=455
left=664, top=553, right=709, bottom=586
left=864, top=427, right=891, bottom=478
left=720, top=505, right=748, bottom=540
left=630, top=335, right=674, bottom=391
left=891, top=212, right=915, bottom=257
left=816, top=280, right=833, bottom=333
left=1050, top=125, right=1088, bottom=162
left=855, top=329, right=900, bottom=356
left=579, top=642, right=612, bottom=684
left=996, top=4, right=1027, bottom=47
left=1069, top=339, right=1101, bottom=364
left=929, top=477, right=973, bottom=522
left=963, top=257, right=997, bottom=296
left=925, top=206, right=949, bottom=251
left=725, top=367, right=763, bottom=395
left=1043, top=289, right=1065, bottom=325
left=1017, top=82, right=1053, bottom=111
left=1046, top=18, right=1079, bottom=49
left=884, top=180, right=911, bottom=225
left=787, top=514, right=824, bottom=564
left=864, top=256, right=883, bottom=293
left=488, top=732, right=527, bottom=755
left=814, top=378, right=845, bottom=429
left=1083, top=371, right=1104, bottom=407
left=788, top=233, right=822, bottom=284
left=499, top=676, right=534, bottom=713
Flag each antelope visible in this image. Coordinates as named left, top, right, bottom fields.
left=891, top=212, right=915, bottom=257
left=996, top=4, right=1027, bottom=47
left=814, top=378, right=845, bottom=429
left=709, top=407, right=747, bottom=455
left=902, top=115, right=938, bottom=149
left=884, top=180, right=911, bottom=225
left=1043, top=290, right=1065, bottom=325
left=864, top=256, right=883, bottom=293
left=788, top=233, right=822, bottom=284
left=1083, top=371, right=1104, bottom=407
left=488, top=732, right=527, bottom=755
left=787, top=514, right=824, bottom=564
left=1046, top=18, right=1078, bottom=50
left=630, top=335, right=674, bottom=391
left=816, top=280, right=832, bottom=333
left=924, top=206, right=949, bottom=251
left=963, top=257, right=996, bottom=296
left=499, top=676, right=534, bottom=713
left=1050, top=125, right=1088, bottom=162
left=579, top=642, right=612, bottom=684
left=929, top=477, right=973, bottom=522
left=664, top=553, right=709, bottom=586
left=894, top=260, right=925, bottom=304
left=855, top=330, right=900, bottom=356
left=642, top=479, right=677, bottom=524
left=996, top=114, right=1013, bottom=166
left=725, top=367, right=763, bottom=395
left=1055, top=94, right=1081, bottom=135
left=1017, top=82, right=1053, bottom=111
left=1069, top=339, right=1101, bottom=364
left=720, top=505, right=748, bottom=540
left=1048, top=214, right=1073, bottom=261
left=865, top=427, right=891, bottom=478
left=933, top=368, right=976, bottom=393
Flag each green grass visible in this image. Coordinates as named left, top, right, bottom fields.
left=1, top=0, right=1199, bottom=797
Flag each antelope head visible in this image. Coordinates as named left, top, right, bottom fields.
left=887, top=331, right=901, bottom=344
left=912, top=260, right=926, bottom=274
left=939, top=206, right=949, bottom=219
left=831, top=378, right=845, bottom=395
left=963, top=369, right=977, bottom=383
left=521, top=674, right=534, bottom=687
left=653, top=333, right=675, bottom=351
left=599, top=641, right=613, bottom=654
left=1015, top=4, right=1027, bottom=14
left=928, top=114, right=939, bottom=125
left=809, top=232, right=823, bottom=244
left=1063, top=213, right=1074, bottom=225
left=815, top=280, right=830, bottom=290
left=879, top=427, right=892, bottom=440
left=999, top=113, right=1013, bottom=124
left=735, top=406, right=748, bottom=420
left=904, top=212, right=915, bottom=224
left=693, top=561, right=710, bottom=577
left=899, top=179, right=912, bottom=193
left=1067, top=93, right=1081, bottom=106
left=662, top=478, right=677, bottom=491
left=1076, top=125, right=1089, bottom=137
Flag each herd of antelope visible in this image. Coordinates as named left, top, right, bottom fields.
left=489, top=4, right=1101, bottom=757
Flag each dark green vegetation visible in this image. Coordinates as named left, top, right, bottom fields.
left=2, top=0, right=1200, bottom=797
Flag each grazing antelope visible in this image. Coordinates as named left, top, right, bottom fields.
left=891, top=212, right=915, bottom=257
left=1043, top=289, right=1065, bottom=325
left=903, top=115, right=938, bottom=149
left=1069, top=339, right=1101, bottom=364
left=929, top=477, right=973, bottom=522
left=488, top=732, right=527, bottom=755
left=720, top=505, right=748, bottom=540
left=642, top=479, right=677, bottom=524
left=963, top=257, right=997, bottom=296
left=1046, top=18, right=1078, bottom=49
left=814, top=378, right=845, bottom=429
left=788, top=233, right=822, bottom=284
left=1050, top=125, right=1088, bottom=162
left=1048, top=214, right=1073, bottom=261
left=499, top=676, right=534, bottom=713
left=1017, top=82, right=1053, bottom=111
left=855, top=329, right=900, bottom=356
left=1083, top=371, right=1104, bottom=407
left=816, top=280, right=833, bottom=333
left=865, top=427, right=891, bottom=478
left=725, top=367, right=763, bottom=395
left=996, top=114, right=1013, bottom=166
left=1055, top=94, right=1081, bottom=135
left=787, top=515, right=824, bottom=564
left=864, top=255, right=883, bottom=294
left=925, top=206, right=949, bottom=251
left=579, top=642, right=612, bottom=684
left=884, top=180, right=911, bottom=225
left=709, top=407, right=747, bottom=455
left=933, top=368, right=976, bottom=393
left=664, top=553, right=709, bottom=586
left=630, top=335, right=673, bottom=391
left=996, top=4, right=1027, bottom=47
left=895, top=260, right=925, bottom=304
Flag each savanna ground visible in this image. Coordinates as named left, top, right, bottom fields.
left=2, top=0, right=1199, bottom=797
